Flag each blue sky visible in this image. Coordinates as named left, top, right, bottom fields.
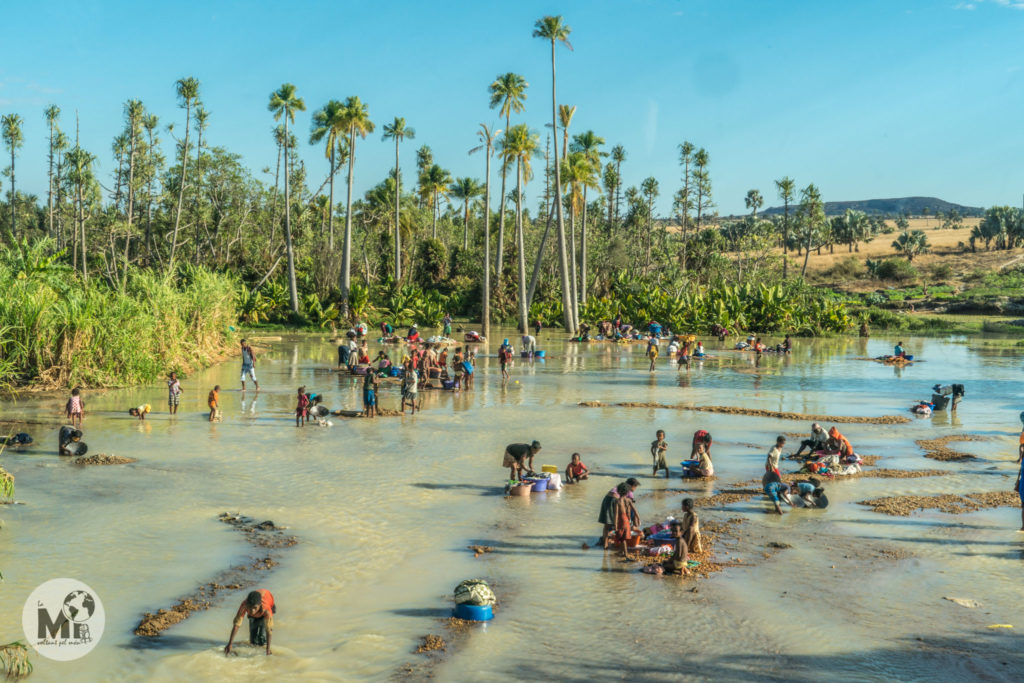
left=2, top=0, right=1023, bottom=216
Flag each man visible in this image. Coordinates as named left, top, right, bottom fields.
left=793, top=423, right=828, bottom=458
left=225, top=589, right=275, bottom=656
left=766, top=435, right=787, bottom=475
left=240, top=339, right=259, bottom=391
left=1015, top=415, right=1024, bottom=532
left=521, top=333, right=537, bottom=357
left=503, top=440, right=541, bottom=481
left=894, top=341, right=906, bottom=358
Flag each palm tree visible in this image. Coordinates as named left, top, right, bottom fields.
left=309, top=99, right=346, bottom=251
left=745, top=188, right=763, bottom=219
left=488, top=72, right=528, bottom=283
left=775, top=176, right=795, bottom=277
left=798, top=183, right=823, bottom=277
left=892, top=230, right=929, bottom=262
left=501, top=123, right=540, bottom=332
left=563, top=151, right=600, bottom=322
left=415, top=144, right=433, bottom=209
left=268, top=83, right=306, bottom=314
left=169, top=76, right=199, bottom=269
left=569, top=130, right=605, bottom=303
left=382, top=117, right=415, bottom=281
left=45, top=105, right=61, bottom=239
left=2, top=113, right=24, bottom=242
left=449, top=177, right=483, bottom=250
left=470, top=124, right=499, bottom=341
left=420, top=164, right=452, bottom=239
left=142, top=113, right=159, bottom=263
left=122, top=99, right=144, bottom=291
left=533, top=14, right=576, bottom=333
left=65, top=143, right=96, bottom=281
left=339, top=96, right=374, bottom=316
left=558, top=105, right=576, bottom=161
left=693, top=148, right=710, bottom=227
left=610, top=144, right=626, bottom=228
left=641, top=176, right=659, bottom=268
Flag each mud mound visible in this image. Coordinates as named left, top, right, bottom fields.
left=860, top=455, right=881, bottom=466
left=578, top=402, right=910, bottom=424
left=916, top=434, right=986, bottom=461
left=694, top=489, right=761, bottom=508
left=134, top=514, right=296, bottom=637
left=415, top=634, right=447, bottom=653
left=859, top=491, right=1018, bottom=516
left=73, top=453, right=136, bottom=465
left=332, top=408, right=403, bottom=419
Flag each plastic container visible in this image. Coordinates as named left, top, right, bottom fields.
left=541, top=465, right=558, bottom=474
left=529, top=478, right=548, bottom=492
left=520, top=351, right=531, bottom=358
left=509, top=483, right=531, bottom=497
left=625, top=532, right=643, bottom=548
left=535, top=350, right=546, bottom=358
left=547, top=473, right=562, bottom=490
left=454, top=603, right=493, bottom=621
left=442, top=380, right=456, bottom=389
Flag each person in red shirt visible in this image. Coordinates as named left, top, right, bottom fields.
left=565, top=452, right=589, bottom=483
left=295, top=387, right=309, bottom=427
left=691, top=430, right=712, bottom=459
left=225, top=589, right=275, bottom=655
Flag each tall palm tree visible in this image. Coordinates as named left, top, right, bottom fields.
left=470, top=124, right=499, bottom=341
left=610, top=144, right=626, bottom=228
left=693, top=148, right=710, bottom=227
left=309, top=99, right=346, bottom=251
left=339, top=96, right=374, bottom=316
left=65, top=143, right=96, bottom=281
left=569, top=130, right=605, bottom=303
left=420, top=164, right=451, bottom=239
left=641, top=176, right=659, bottom=269
left=142, top=113, right=159, bottom=263
left=775, top=176, right=795, bottom=278
left=45, top=105, right=61, bottom=239
left=745, top=188, right=763, bottom=218
left=501, top=124, right=539, bottom=332
left=122, top=99, right=144, bottom=291
left=191, top=105, right=210, bottom=265
left=169, top=76, right=199, bottom=270
left=533, top=14, right=576, bottom=333
left=563, top=151, right=600, bottom=322
left=382, top=117, right=415, bottom=281
left=2, top=114, right=24, bottom=242
left=268, top=83, right=306, bottom=314
left=449, top=177, right=483, bottom=250
left=488, top=72, right=528, bottom=283
left=558, top=105, right=576, bottom=162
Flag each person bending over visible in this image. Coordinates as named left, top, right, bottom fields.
left=225, top=589, right=275, bottom=656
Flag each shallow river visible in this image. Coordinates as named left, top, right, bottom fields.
left=2, top=331, right=1024, bottom=682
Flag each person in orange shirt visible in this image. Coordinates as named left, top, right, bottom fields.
left=828, top=426, right=854, bottom=459
left=225, top=589, right=275, bottom=655
left=208, top=385, right=221, bottom=422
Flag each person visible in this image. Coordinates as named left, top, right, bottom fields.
left=128, top=404, right=151, bottom=420
left=295, top=387, right=309, bottom=427
left=225, top=589, right=275, bottom=656
left=308, top=395, right=330, bottom=424
left=933, top=383, right=966, bottom=411
left=451, top=347, right=465, bottom=387
left=208, top=385, right=221, bottom=422
left=793, top=423, right=828, bottom=458
left=380, top=321, right=394, bottom=337
left=374, top=350, right=392, bottom=374
left=1016, top=426, right=1024, bottom=531
left=782, top=335, right=792, bottom=353
left=407, top=324, right=420, bottom=342
left=521, top=333, right=537, bottom=357
left=498, top=340, right=513, bottom=381
left=0, top=432, right=33, bottom=448
left=684, top=442, right=714, bottom=478
left=648, top=320, right=663, bottom=337
left=667, top=336, right=680, bottom=357
left=502, top=441, right=541, bottom=481
left=357, top=342, right=370, bottom=366
left=691, top=430, right=712, bottom=459
left=363, top=371, right=378, bottom=418
left=677, top=340, right=691, bottom=370
left=650, top=430, right=669, bottom=479
left=347, top=335, right=359, bottom=370
left=534, top=319, right=542, bottom=336
left=694, top=341, right=705, bottom=357
left=766, top=435, right=787, bottom=476
left=894, top=341, right=905, bottom=358
left=240, top=339, right=259, bottom=391
left=763, top=470, right=794, bottom=515
left=65, top=387, right=84, bottom=428
left=565, top=452, right=589, bottom=483
left=354, top=320, right=368, bottom=338
left=167, top=372, right=183, bottom=415
left=614, top=482, right=636, bottom=558
left=442, top=313, right=453, bottom=337
left=679, top=498, right=702, bottom=553
left=337, top=339, right=351, bottom=369
left=647, top=336, right=660, bottom=372
left=58, top=426, right=83, bottom=456
left=827, top=426, right=854, bottom=459
left=401, top=360, right=419, bottom=414
left=662, top=522, right=692, bottom=575
left=462, top=350, right=475, bottom=389
left=792, top=477, right=827, bottom=508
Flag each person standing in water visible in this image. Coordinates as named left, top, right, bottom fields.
left=1015, top=415, right=1024, bottom=531
left=65, top=387, right=84, bottom=428
left=647, top=336, right=660, bottom=372
left=240, top=339, right=259, bottom=391
left=167, top=372, right=183, bottom=415
left=225, top=589, right=275, bottom=656
left=498, top=340, right=513, bottom=381
left=651, top=430, right=669, bottom=479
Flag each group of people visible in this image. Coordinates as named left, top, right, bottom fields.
left=651, top=429, right=715, bottom=479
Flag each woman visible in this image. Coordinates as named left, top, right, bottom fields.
left=614, top=483, right=636, bottom=558
left=828, top=426, right=854, bottom=459
left=598, top=485, right=621, bottom=549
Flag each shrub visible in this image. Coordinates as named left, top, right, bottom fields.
left=875, top=259, right=919, bottom=283
left=827, top=256, right=863, bottom=280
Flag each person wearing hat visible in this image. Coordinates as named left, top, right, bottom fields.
left=503, top=440, right=541, bottom=481
left=407, top=324, right=420, bottom=342
left=498, top=339, right=513, bottom=381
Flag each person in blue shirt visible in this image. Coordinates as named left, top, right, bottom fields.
left=762, top=470, right=794, bottom=515
left=1015, top=429, right=1024, bottom=531
left=894, top=341, right=905, bottom=358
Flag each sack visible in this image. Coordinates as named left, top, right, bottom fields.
left=454, top=579, right=496, bottom=606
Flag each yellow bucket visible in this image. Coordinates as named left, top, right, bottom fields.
left=541, top=465, right=558, bottom=474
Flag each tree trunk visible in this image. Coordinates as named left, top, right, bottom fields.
left=341, top=127, right=356, bottom=317
left=800, top=221, right=812, bottom=278
left=496, top=112, right=510, bottom=283
left=463, top=199, right=469, bottom=250
left=646, top=195, right=653, bottom=269
left=431, top=190, right=438, bottom=239
left=782, top=201, right=789, bottom=279
left=328, top=144, right=336, bottom=251
left=393, top=140, right=400, bottom=280
left=515, top=159, right=528, bottom=333
left=9, top=146, right=15, bottom=240
left=145, top=128, right=155, bottom=265
left=47, top=119, right=55, bottom=239
left=169, top=98, right=191, bottom=270
left=569, top=201, right=579, bottom=325
left=483, top=142, right=492, bottom=341
left=282, top=114, right=299, bottom=313
left=581, top=186, right=589, bottom=303
left=549, top=41, right=576, bottom=334
left=121, top=118, right=137, bottom=292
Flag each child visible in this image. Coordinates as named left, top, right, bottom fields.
left=565, top=452, right=589, bottom=483
left=363, top=371, right=378, bottom=418
left=401, top=361, right=419, bottom=415
left=683, top=443, right=714, bottom=478
left=662, top=522, right=692, bottom=576
left=647, top=337, right=659, bottom=372
left=208, top=385, right=221, bottom=422
left=766, top=435, right=786, bottom=476
left=128, top=404, right=151, bottom=421
left=65, top=387, right=84, bottom=428
left=463, top=349, right=476, bottom=389
left=295, top=387, right=310, bottom=427
left=793, top=477, right=827, bottom=508
left=167, top=372, right=183, bottom=415
left=650, top=430, right=669, bottom=479
left=308, top=395, right=330, bottom=425
left=763, top=469, right=793, bottom=515
left=680, top=498, right=702, bottom=553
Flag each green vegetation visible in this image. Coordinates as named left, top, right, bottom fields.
left=0, top=641, right=31, bottom=680
left=0, top=240, right=235, bottom=388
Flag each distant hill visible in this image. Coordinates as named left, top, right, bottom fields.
left=760, top=196, right=984, bottom=218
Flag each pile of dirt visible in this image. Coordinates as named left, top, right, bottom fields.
left=693, top=489, right=761, bottom=508
left=860, top=455, right=881, bottom=466
left=859, top=491, right=1019, bottom=516
left=578, top=402, right=910, bottom=424
left=468, top=545, right=494, bottom=557
left=134, top=513, right=296, bottom=637
left=73, top=454, right=137, bottom=465
left=331, top=408, right=404, bottom=419
left=916, top=434, right=986, bottom=461
left=415, top=634, right=447, bottom=653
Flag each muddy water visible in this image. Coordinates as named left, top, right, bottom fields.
left=2, top=332, right=1024, bottom=681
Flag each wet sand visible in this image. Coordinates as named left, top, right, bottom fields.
left=578, top=401, right=911, bottom=424
left=916, top=434, right=987, bottom=461
left=859, top=491, right=1019, bottom=516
